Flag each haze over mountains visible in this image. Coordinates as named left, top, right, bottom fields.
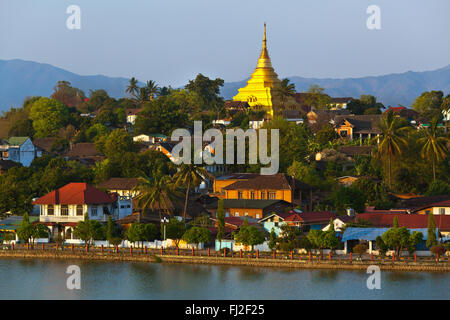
left=0, top=59, right=449, bottom=113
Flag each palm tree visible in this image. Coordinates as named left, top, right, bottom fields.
left=275, top=78, right=296, bottom=112
left=174, top=164, right=213, bottom=223
left=145, top=80, right=159, bottom=101
left=126, top=77, right=139, bottom=98
left=417, top=119, right=448, bottom=181
left=132, top=173, right=183, bottom=222
left=376, top=111, right=409, bottom=189
left=136, top=87, right=150, bottom=105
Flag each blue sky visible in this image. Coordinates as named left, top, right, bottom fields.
left=1, top=0, right=449, bottom=87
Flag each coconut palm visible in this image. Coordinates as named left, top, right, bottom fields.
left=132, top=173, right=183, bottom=222
left=126, top=77, right=139, bottom=98
left=136, top=87, right=150, bottom=105
left=275, top=78, right=296, bottom=112
left=174, top=164, right=213, bottom=223
left=376, top=111, right=409, bottom=189
left=417, top=119, right=448, bottom=181
left=145, top=80, right=159, bottom=101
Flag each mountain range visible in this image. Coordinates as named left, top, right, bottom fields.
left=0, top=59, right=449, bottom=113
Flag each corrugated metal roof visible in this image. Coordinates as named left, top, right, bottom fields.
left=341, top=227, right=430, bottom=242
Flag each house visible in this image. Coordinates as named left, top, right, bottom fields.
left=205, top=199, right=292, bottom=220
left=64, top=143, right=104, bottom=164
left=412, top=200, right=450, bottom=216
left=259, top=210, right=336, bottom=235
left=395, top=194, right=450, bottom=213
left=97, top=177, right=141, bottom=197
left=212, top=118, right=232, bottom=126
left=0, top=159, right=22, bottom=175
left=224, top=101, right=250, bottom=114
left=443, top=109, right=450, bottom=122
left=328, top=97, right=353, bottom=110
left=133, top=134, right=167, bottom=144
left=338, top=146, right=372, bottom=158
left=126, top=108, right=142, bottom=125
left=217, top=173, right=312, bottom=208
left=0, top=215, right=40, bottom=242
left=0, top=137, right=42, bottom=167
left=341, top=227, right=431, bottom=254
left=334, top=115, right=382, bottom=143
left=33, top=137, right=58, bottom=155
left=322, top=215, right=355, bottom=232
left=32, top=182, right=132, bottom=239
left=209, top=216, right=259, bottom=240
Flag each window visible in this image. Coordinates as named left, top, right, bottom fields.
left=244, top=212, right=248, bottom=216
left=261, top=191, right=265, bottom=199
left=439, top=208, right=445, bottom=215
left=238, top=191, right=243, bottom=199
left=340, top=130, right=348, bottom=137
left=61, top=205, right=69, bottom=216
left=255, top=214, right=260, bottom=219
left=91, top=206, right=98, bottom=216
left=268, top=192, right=276, bottom=200
left=235, top=212, right=239, bottom=217
left=76, top=205, right=83, bottom=216
left=250, top=191, right=255, bottom=199
left=47, top=205, right=54, bottom=215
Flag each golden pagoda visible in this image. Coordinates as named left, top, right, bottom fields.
left=233, top=23, right=284, bottom=117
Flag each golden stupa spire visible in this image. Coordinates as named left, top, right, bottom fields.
left=232, top=22, right=283, bottom=116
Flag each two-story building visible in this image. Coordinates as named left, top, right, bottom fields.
left=333, top=115, right=382, bottom=144
left=0, top=137, right=42, bottom=167
left=33, top=182, right=132, bottom=239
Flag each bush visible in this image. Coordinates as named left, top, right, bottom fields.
left=218, top=247, right=230, bottom=255
left=353, top=243, right=369, bottom=257
left=430, top=245, right=446, bottom=256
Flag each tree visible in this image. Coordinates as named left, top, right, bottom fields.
left=382, top=227, right=422, bottom=257
left=133, top=173, right=183, bottom=222
left=376, top=111, right=408, bottom=189
left=126, top=77, right=139, bottom=98
left=412, top=90, right=444, bottom=121
left=185, top=73, right=224, bottom=111
left=233, top=219, right=265, bottom=251
left=277, top=224, right=302, bottom=252
left=307, top=230, right=327, bottom=258
left=425, top=180, right=450, bottom=196
left=126, top=222, right=156, bottom=247
left=174, top=164, right=213, bottom=222
left=182, top=227, right=211, bottom=249
left=426, top=213, right=437, bottom=248
left=216, top=199, right=225, bottom=249
left=303, top=85, right=331, bottom=110
left=73, top=214, right=105, bottom=245
left=50, top=81, right=86, bottom=108
left=106, top=216, right=123, bottom=246
left=29, top=97, right=70, bottom=137
left=16, top=213, right=35, bottom=244
left=353, top=243, right=368, bottom=258
left=324, top=218, right=339, bottom=252
left=164, top=219, right=186, bottom=248
left=274, top=78, right=296, bottom=111
left=145, top=80, right=159, bottom=101
left=332, top=186, right=366, bottom=214
left=34, top=224, right=49, bottom=239
left=417, top=119, right=448, bottom=181
left=98, top=129, right=135, bottom=159
left=375, top=236, right=388, bottom=256
left=393, top=216, right=399, bottom=228
left=268, top=227, right=277, bottom=251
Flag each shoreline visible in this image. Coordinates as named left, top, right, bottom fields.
left=1, top=250, right=449, bottom=272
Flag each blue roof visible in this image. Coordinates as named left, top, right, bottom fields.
left=341, top=227, right=430, bottom=242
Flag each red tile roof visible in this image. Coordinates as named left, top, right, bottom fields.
left=357, top=213, right=450, bottom=231
left=33, top=183, right=115, bottom=205
left=263, top=211, right=335, bottom=224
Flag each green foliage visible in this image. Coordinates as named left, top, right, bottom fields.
left=16, top=213, right=35, bottom=243
left=185, top=73, right=224, bottom=112
left=34, top=224, right=49, bottom=239
left=127, top=222, right=158, bottom=246
left=182, top=227, right=211, bottom=248
left=353, top=243, right=368, bottom=257
left=216, top=199, right=225, bottom=245
left=331, top=186, right=366, bottom=214
left=352, top=177, right=393, bottom=209
left=29, top=97, right=70, bottom=137
left=73, top=214, right=105, bottom=245
left=347, top=95, right=384, bottom=115
left=382, top=227, right=423, bottom=257
left=425, top=180, right=450, bottom=196
left=268, top=227, right=277, bottom=250
left=375, top=236, right=388, bottom=256
left=163, top=219, right=186, bottom=247
left=426, top=213, right=437, bottom=248
left=412, top=90, right=444, bottom=121
left=233, top=219, right=265, bottom=250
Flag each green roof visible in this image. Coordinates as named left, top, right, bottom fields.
left=206, top=199, right=287, bottom=210
left=8, top=137, right=29, bottom=146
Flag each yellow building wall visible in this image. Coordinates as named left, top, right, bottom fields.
left=224, top=189, right=291, bottom=202
left=228, top=208, right=264, bottom=219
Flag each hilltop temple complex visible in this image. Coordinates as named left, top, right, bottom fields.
left=233, top=23, right=298, bottom=117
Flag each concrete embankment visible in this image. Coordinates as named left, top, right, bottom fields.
left=0, top=250, right=449, bottom=272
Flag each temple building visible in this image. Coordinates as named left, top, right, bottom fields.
left=233, top=23, right=298, bottom=117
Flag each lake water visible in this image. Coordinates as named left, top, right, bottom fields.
left=0, top=258, right=448, bottom=300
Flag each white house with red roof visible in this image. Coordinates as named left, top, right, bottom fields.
left=33, top=182, right=132, bottom=239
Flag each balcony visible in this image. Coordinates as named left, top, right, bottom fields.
left=40, top=214, right=119, bottom=223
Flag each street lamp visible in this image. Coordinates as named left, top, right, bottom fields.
left=161, top=217, right=169, bottom=241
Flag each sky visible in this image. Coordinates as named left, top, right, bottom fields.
left=1, top=0, right=449, bottom=87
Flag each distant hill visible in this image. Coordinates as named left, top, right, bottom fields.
left=0, top=59, right=134, bottom=112
left=220, top=65, right=450, bottom=107
left=0, top=59, right=449, bottom=113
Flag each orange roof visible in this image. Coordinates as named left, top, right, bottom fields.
left=33, top=183, right=115, bottom=205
